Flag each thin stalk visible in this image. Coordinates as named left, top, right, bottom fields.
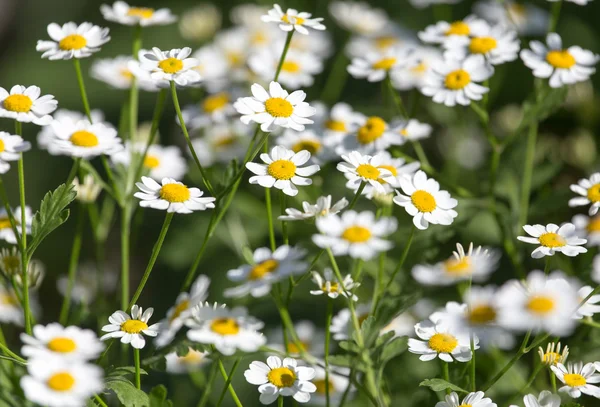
left=320, top=32, right=350, bottom=105
left=73, top=59, right=92, bottom=122
left=128, top=212, right=174, bottom=309
left=544, top=257, right=551, bottom=275
left=278, top=396, right=283, bottom=407
left=274, top=31, right=294, bottom=81
left=280, top=191, right=288, bottom=245
left=217, top=359, right=243, bottom=407
left=198, top=362, right=219, bottom=407
left=93, top=395, right=109, bottom=407
left=134, top=348, right=141, bottom=389
left=101, top=156, right=122, bottom=205
left=0, top=340, right=26, bottom=364
left=470, top=334, right=476, bottom=391
left=518, top=122, right=538, bottom=229
left=482, top=330, right=532, bottom=391
left=216, top=358, right=242, bottom=407
left=120, top=209, right=131, bottom=310
left=265, top=187, right=276, bottom=251
left=385, top=75, right=408, bottom=118
left=59, top=203, right=85, bottom=325
left=128, top=24, right=142, bottom=141
left=441, top=361, right=450, bottom=394
left=412, top=141, right=432, bottom=170
left=388, top=226, right=416, bottom=286
left=549, top=0, right=562, bottom=32
left=324, top=297, right=333, bottom=407
left=550, top=368, right=557, bottom=392
left=347, top=181, right=366, bottom=210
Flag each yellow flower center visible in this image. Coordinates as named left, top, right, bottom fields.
left=286, top=340, right=309, bottom=354
left=159, top=183, right=191, bottom=203
left=445, top=69, right=471, bottom=90
left=357, top=116, right=386, bottom=144
left=322, top=282, right=340, bottom=293
left=281, top=61, right=301, bottom=73
left=58, top=34, right=87, bottom=51
left=444, top=257, right=471, bottom=276
left=121, top=319, right=149, bottom=334
left=264, top=97, right=294, bottom=118
left=314, top=379, right=335, bottom=394
left=375, top=36, right=398, bottom=50
left=469, top=37, right=498, bottom=54
left=564, top=373, right=586, bottom=387
left=70, top=131, right=99, bottom=147
left=467, top=305, right=497, bottom=324
left=0, top=294, right=18, bottom=305
left=267, top=159, right=297, bottom=180
left=410, top=62, right=427, bottom=74
left=377, top=164, right=397, bottom=184
left=372, top=57, right=397, bottom=70
left=546, top=50, right=576, bottom=69
left=411, top=190, right=437, bottom=212
left=1, top=254, right=20, bottom=273
left=210, top=318, right=240, bottom=335
left=282, top=14, right=304, bottom=25
left=143, top=155, right=160, bottom=169
left=251, top=31, right=267, bottom=45
left=445, top=21, right=470, bottom=36
left=428, top=333, right=458, bottom=353
left=249, top=259, right=279, bottom=280
left=458, top=405, right=473, bottom=407
left=158, top=58, right=184, bottom=74
left=538, top=232, right=566, bottom=248
left=0, top=217, right=12, bottom=230
left=268, top=367, right=297, bottom=388
left=169, top=300, right=190, bottom=322
left=587, top=183, right=600, bottom=202
left=3, top=94, right=33, bottom=113
left=400, top=129, right=410, bottom=137
left=587, top=217, right=600, bottom=233
left=127, top=7, right=154, bottom=19
left=325, top=120, right=347, bottom=132
left=120, top=68, right=134, bottom=79
left=47, top=372, right=75, bottom=392
left=202, top=93, right=229, bottom=113
left=356, top=164, right=381, bottom=180
left=527, top=296, right=555, bottom=315
left=292, top=140, right=321, bottom=154
left=0, top=139, right=4, bottom=153
left=542, top=351, right=562, bottom=365
left=214, top=136, right=237, bottom=148
left=342, top=226, right=372, bottom=243
left=47, top=337, right=77, bottom=353
left=180, top=349, right=203, bottom=364
left=226, top=52, right=243, bottom=66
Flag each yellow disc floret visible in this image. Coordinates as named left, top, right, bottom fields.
left=469, top=37, right=498, bottom=54
left=210, top=318, right=241, bottom=335
left=342, top=226, right=371, bottom=243
left=411, top=190, right=437, bottom=212
left=144, top=155, right=160, bottom=169
left=292, top=140, right=321, bottom=154
left=546, top=50, right=576, bottom=69
left=587, top=184, right=600, bottom=202
left=202, top=93, right=229, bottom=113
left=127, top=7, right=154, bottom=19
left=3, top=94, right=33, bottom=113
left=467, top=305, right=497, bottom=324
left=538, top=232, right=566, bottom=248
left=445, top=69, right=471, bottom=90
left=249, top=259, right=279, bottom=280
left=121, top=319, right=149, bottom=334
left=47, top=337, right=77, bottom=353
left=564, top=373, right=586, bottom=387
left=268, top=367, right=297, bottom=388
left=264, top=97, right=294, bottom=118
left=356, top=164, right=381, bottom=180
left=59, top=34, right=87, bottom=51
left=159, top=184, right=191, bottom=203
left=527, top=295, right=555, bottom=315
left=445, top=21, right=470, bottom=36
left=281, top=61, right=301, bottom=73
left=325, top=120, right=347, bottom=132
left=47, top=372, right=76, bottom=392
left=428, top=333, right=458, bottom=353
left=267, top=159, right=297, bottom=180
left=70, top=131, right=99, bottom=147
left=372, top=57, right=397, bottom=70
left=158, top=58, right=184, bottom=74
left=357, top=117, right=386, bottom=144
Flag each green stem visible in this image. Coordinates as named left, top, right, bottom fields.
left=347, top=181, right=366, bottom=210
left=274, top=31, right=294, bottom=81
left=441, top=361, right=450, bottom=394
left=411, top=141, right=431, bottom=170
left=0, top=338, right=26, bottom=364
left=73, top=59, right=92, bottom=122
left=101, top=155, right=122, bottom=205
left=0, top=175, right=22, bottom=247
left=388, top=226, right=416, bottom=286
left=170, top=81, right=214, bottom=196
left=482, top=330, right=532, bottom=391
left=265, top=188, right=276, bottom=251
left=320, top=33, right=350, bottom=105
left=544, top=257, right=551, bottom=275
left=58, top=203, right=85, bottom=325
left=198, top=362, right=219, bottom=407
left=550, top=367, right=557, bottom=392
left=120, top=208, right=131, bottom=311
left=280, top=191, right=288, bottom=245
left=549, top=0, right=562, bottom=32
left=470, top=334, right=476, bottom=391
left=128, top=212, right=174, bottom=309
left=518, top=122, right=538, bottom=229
left=128, top=24, right=142, bottom=141
left=216, top=358, right=242, bottom=407
left=134, top=348, right=141, bottom=389
left=278, top=396, right=283, bottom=407
left=217, top=359, right=243, bottom=407
left=93, top=395, right=109, bottom=407
left=385, top=75, right=408, bottom=119
left=324, top=297, right=333, bottom=407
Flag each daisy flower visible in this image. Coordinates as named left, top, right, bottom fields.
left=551, top=362, right=600, bottom=398
left=520, top=33, right=599, bottom=88
left=328, top=1, right=388, bottom=36
left=100, top=2, right=176, bottom=26
left=569, top=172, right=600, bottom=215
left=357, top=151, right=421, bottom=198
left=330, top=303, right=371, bottom=340
left=473, top=1, right=549, bottom=37
left=336, top=151, right=396, bottom=195
left=289, top=29, right=333, bottom=58
left=231, top=4, right=270, bottom=27
left=517, top=223, right=587, bottom=258
left=315, top=102, right=363, bottom=146
left=186, top=302, right=266, bottom=355
left=338, top=116, right=403, bottom=154
left=310, top=366, right=351, bottom=406
left=0, top=132, right=31, bottom=174
left=268, top=320, right=325, bottom=357
left=276, top=129, right=332, bottom=164
left=134, top=177, right=216, bottom=214
left=36, top=22, right=110, bottom=60
left=310, top=268, right=359, bottom=300
left=137, top=47, right=201, bottom=87
left=20, top=359, right=103, bottom=407
left=48, top=119, right=123, bottom=158
left=261, top=4, right=326, bottom=35
left=37, top=109, right=106, bottom=154
left=389, top=119, right=433, bottom=145
left=515, top=391, right=561, bottom=407
left=0, top=247, right=20, bottom=278
left=245, top=356, right=316, bottom=404
left=421, top=55, right=493, bottom=106
left=246, top=145, right=320, bottom=197
left=111, top=142, right=187, bottom=181
left=56, top=262, right=117, bottom=306
left=538, top=342, right=569, bottom=366
left=347, top=46, right=412, bottom=82
left=224, top=245, right=307, bottom=298
left=100, top=304, right=160, bottom=349
left=574, top=285, right=600, bottom=319
left=181, top=91, right=237, bottom=129
left=408, top=318, right=475, bottom=362
left=0, top=284, right=23, bottom=325
left=20, top=323, right=104, bottom=361
left=190, top=45, right=229, bottom=91
left=0, top=206, right=32, bottom=244
left=91, top=55, right=158, bottom=91
left=390, top=47, right=443, bottom=90
left=191, top=123, right=251, bottom=167
left=249, top=48, right=323, bottom=89
left=312, top=210, right=397, bottom=260
left=496, top=271, right=579, bottom=336
left=279, top=195, right=348, bottom=222
left=234, top=82, right=316, bottom=132
left=572, top=213, right=600, bottom=246
left=443, top=24, right=520, bottom=65
left=419, top=15, right=490, bottom=44
left=179, top=4, right=221, bottom=42
left=435, top=392, right=497, bottom=407
left=394, top=170, right=458, bottom=230
left=412, top=243, right=499, bottom=285
left=155, top=275, right=210, bottom=348
left=548, top=0, right=593, bottom=6
left=72, top=174, right=101, bottom=203
left=0, top=85, right=57, bottom=125
left=165, top=348, right=210, bottom=374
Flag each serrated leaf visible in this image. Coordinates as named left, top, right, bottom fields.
left=374, top=331, right=395, bottom=349
left=518, top=86, right=568, bottom=135
left=327, top=355, right=354, bottom=368
left=106, top=380, right=150, bottom=407
left=339, top=340, right=360, bottom=353
left=149, top=385, right=173, bottom=407
left=380, top=336, right=408, bottom=363
left=420, top=378, right=468, bottom=393
left=356, top=316, right=379, bottom=348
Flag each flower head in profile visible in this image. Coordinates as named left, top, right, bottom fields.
left=328, top=1, right=388, bottom=36
left=72, top=174, right=101, bottom=203
left=443, top=24, right=520, bottom=65
left=261, top=4, right=325, bottom=35
left=245, top=356, right=316, bottom=405
left=538, top=342, right=569, bottom=366
left=551, top=362, right=600, bottom=398
left=0, top=132, right=31, bottom=174
left=408, top=318, right=476, bottom=363
left=572, top=213, right=600, bottom=247
left=279, top=195, right=348, bottom=222
left=419, top=15, right=489, bottom=44
left=134, top=177, right=215, bottom=214
left=136, top=47, right=200, bottom=87
left=0, top=85, right=57, bottom=125
left=249, top=48, right=323, bottom=90
left=36, top=22, right=110, bottom=60
left=310, top=268, right=359, bottom=300
left=20, top=323, right=104, bottom=361
left=0, top=206, right=32, bottom=244
left=100, top=304, right=160, bottom=349
left=91, top=56, right=158, bottom=91
left=165, top=348, right=210, bottom=374
left=517, top=223, right=587, bottom=258
left=49, top=119, right=123, bottom=158
left=389, top=118, right=433, bottom=144
left=100, top=2, right=177, bottom=26
left=0, top=284, right=23, bottom=325
left=570, top=172, right=600, bottom=215
left=111, top=142, right=187, bottom=181
left=348, top=46, right=412, bottom=82
left=435, top=392, right=497, bottom=407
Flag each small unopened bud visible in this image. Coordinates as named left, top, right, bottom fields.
left=372, top=191, right=394, bottom=208
left=179, top=4, right=222, bottom=42
left=73, top=174, right=101, bottom=203
left=0, top=247, right=21, bottom=278
left=14, top=260, right=45, bottom=291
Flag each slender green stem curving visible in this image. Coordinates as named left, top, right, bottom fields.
left=265, top=187, right=276, bottom=251
left=120, top=208, right=131, bottom=311
left=134, top=348, right=141, bottom=389
left=0, top=337, right=26, bottom=364
left=482, top=330, right=532, bottom=391
left=280, top=191, right=288, bottom=245
left=385, top=75, right=408, bottom=119
left=388, top=226, right=416, bottom=286
left=93, top=394, right=109, bottom=407
left=347, top=181, right=366, bottom=210
left=324, top=297, right=333, bottom=407
left=274, top=31, right=294, bottom=81
left=128, top=24, right=142, bottom=141
left=59, top=203, right=85, bottom=325
left=217, top=359, right=243, bottom=407
left=198, top=361, right=219, bottom=407
left=216, top=358, right=242, bottom=407
left=518, top=122, right=538, bottom=229
left=73, top=59, right=92, bottom=122
left=278, top=396, right=283, bottom=407
left=549, top=0, right=562, bottom=32
left=470, top=334, right=476, bottom=391
left=441, top=361, right=450, bottom=394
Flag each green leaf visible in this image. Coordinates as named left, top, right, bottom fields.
left=106, top=380, right=150, bottom=407
left=374, top=331, right=395, bottom=349
left=419, top=378, right=468, bottom=393
left=380, top=336, right=408, bottom=363
left=338, top=340, right=360, bottom=353
left=149, top=385, right=173, bottom=407
left=107, top=366, right=148, bottom=379
left=356, top=316, right=379, bottom=348
left=28, top=183, right=76, bottom=257
left=518, top=86, right=568, bottom=134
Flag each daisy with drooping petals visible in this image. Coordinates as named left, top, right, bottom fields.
left=111, top=142, right=187, bottom=181
left=137, top=47, right=201, bottom=87
left=572, top=213, right=600, bottom=246
left=20, top=358, right=104, bottom=407
left=100, top=2, right=176, bottom=26
left=224, top=245, right=307, bottom=298
left=36, top=22, right=110, bottom=60
left=517, top=223, right=587, bottom=258
left=0, top=85, right=57, bottom=125
left=234, top=82, right=316, bottom=132
left=338, top=116, right=403, bottom=154
left=551, top=362, right=600, bottom=398
left=435, top=392, right=497, bottom=407
left=570, top=172, right=600, bottom=215
left=249, top=48, right=323, bottom=89
left=421, top=55, right=493, bottom=106
left=101, top=304, right=159, bottom=349
left=520, top=33, right=599, bottom=88
left=347, top=46, right=412, bottom=82
left=262, top=4, right=325, bottom=35
left=419, top=15, right=490, bottom=44
left=0, top=206, right=32, bottom=244
left=313, top=210, right=397, bottom=260
left=328, top=1, right=388, bottom=36
left=336, top=151, right=395, bottom=195
left=408, top=318, right=475, bottom=362
left=134, top=177, right=216, bottom=214
left=310, top=268, right=359, bottom=300
left=20, top=323, right=104, bottom=361
left=91, top=56, right=158, bottom=91
left=72, top=174, right=101, bottom=203
left=165, top=348, right=210, bottom=374
left=330, top=303, right=371, bottom=341
left=0, top=132, right=31, bottom=174
left=279, top=195, right=348, bottom=222
left=389, top=118, right=433, bottom=145
left=276, top=129, right=333, bottom=164
left=394, top=170, right=458, bottom=230
left=186, top=302, right=266, bottom=355
left=48, top=119, right=123, bottom=158
left=539, top=342, right=569, bottom=366
left=390, top=47, right=443, bottom=90
left=443, top=24, right=520, bottom=65
left=246, top=146, right=320, bottom=197
left=245, top=356, right=316, bottom=405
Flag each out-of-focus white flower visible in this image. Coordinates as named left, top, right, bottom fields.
left=443, top=24, right=520, bottom=65
left=262, top=4, right=326, bottom=35
left=389, top=119, right=433, bottom=145
left=517, top=223, right=587, bottom=258
left=328, top=1, right=389, bottom=36
left=91, top=56, right=158, bottom=91
left=72, top=174, right=101, bottom=203
left=276, top=129, right=333, bottom=164
left=182, top=91, right=237, bottom=129
left=409, top=0, right=463, bottom=9
left=191, top=122, right=250, bottom=167
left=0, top=206, right=32, bottom=245
left=249, top=48, right=323, bottom=89
left=348, top=46, right=412, bottom=82
left=0, top=85, right=57, bottom=126
left=338, top=116, right=403, bottom=155
left=111, top=142, right=187, bottom=181
left=280, top=195, right=348, bottom=222
left=21, top=323, right=104, bottom=361
left=435, top=392, right=497, bottom=407
left=570, top=172, right=600, bottom=215
left=548, top=0, right=593, bottom=6
left=0, top=132, right=31, bottom=174
left=191, top=46, right=230, bottom=91
left=310, top=366, right=351, bottom=406
left=314, top=102, right=363, bottom=147
left=473, top=1, right=549, bottom=37
left=231, top=4, right=270, bottom=27
left=419, top=15, right=489, bottom=44
left=179, top=4, right=221, bottom=42
left=36, top=22, right=110, bottom=60
left=390, top=47, right=443, bottom=90
left=268, top=320, right=325, bottom=357
left=330, top=303, right=371, bottom=340
left=0, top=284, right=23, bottom=325
left=100, top=2, right=176, bottom=26
left=166, top=348, right=210, bottom=374
left=514, top=390, right=561, bottom=407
